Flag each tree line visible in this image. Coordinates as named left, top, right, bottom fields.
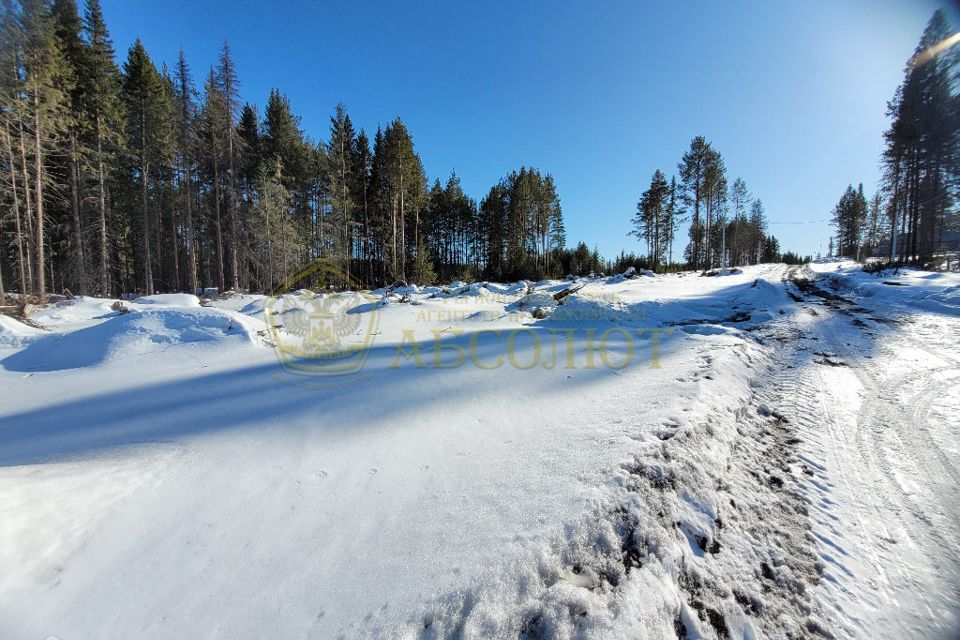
left=1, top=0, right=825, bottom=303
left=831, top=10, right=959, bottom=265
left=0, top=0, right=575, bottom=301
left=630, top=136, right=795, bottom=271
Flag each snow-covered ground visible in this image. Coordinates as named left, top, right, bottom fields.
left=0, top=262, right=957, bottom=639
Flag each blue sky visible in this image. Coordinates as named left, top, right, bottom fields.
left=101, top=0, right=953, bottom=259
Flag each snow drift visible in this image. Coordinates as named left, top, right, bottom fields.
left=1, top=307, right=263, bottom=372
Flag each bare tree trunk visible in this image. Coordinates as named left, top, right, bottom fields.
left=227, top=128, right=238, bottom=290
left=391, top=195, right=397, bottom=278
left=95, top=114, right=110, bottom=295
left=887, top=161, right=900, bottom=262
left=899, top=181, right=908, bottom=262
left=140, top=106, right=154, bottom=295
left=169, top=195, right=180, bottom=291
left=363, top=178, right=370, bottom=285
left=211, top=135, right=225, bottom=292
left=69, top=136, right=87, bottom=294
left=264, top=194, right=273, bottom=291
left=17, top=116, right=34, bottom=292
left=704, top=189, right=713, bottom=269
left=184, top=158, right=197, bottom=294
left=909, top=151, right=920, bottom=262
left=3, top=119, right=28, bottom=298
left=32, top=93, right=46, bottom=302
left=141, top=159, right=153, bottom=294
left=399, top=151, right=406, bottom=282
left=340, top=135, right=349, bottom=283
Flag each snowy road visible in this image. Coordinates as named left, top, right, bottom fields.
left=778, top=267, right=960, bottom=639
left=0, top=263, right=957, bottom=639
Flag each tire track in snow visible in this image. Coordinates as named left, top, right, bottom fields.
left=383, top=266, right=830, bottom=640
left=784, top=270, right=960, bottom=639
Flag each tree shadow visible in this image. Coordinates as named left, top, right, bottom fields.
left=0, top=274, right=911, bottom=468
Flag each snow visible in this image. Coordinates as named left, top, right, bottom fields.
left=0, top=263, right=957, bottom=639
left=0, top=316, right=46, bottom=348
left=133, top=292, right=203, bottom=308
left=3, top=307, right=265, bottom=374
left=809, top=259, right=960, bottom=316
left=779, top=264, right=960, bottom=639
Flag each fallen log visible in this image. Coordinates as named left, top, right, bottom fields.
left=553, top=283, right=586, bottom=302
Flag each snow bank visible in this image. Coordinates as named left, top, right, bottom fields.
left=484, top=281, right=533, bottom=296
left=132, top=293, right=202, bottom=308
left=30, top=296, right=123, bottom=330
left=1, top=307, right=263, bottom=372
left=0, top=316, right=46, bottom=348
left=507, top=292, right=558, bottom=313
left=606, top=266, right=655, bottom=284
left=810, top=262, right=960, bottom=316
left=549, top=294, right=641, bottom=324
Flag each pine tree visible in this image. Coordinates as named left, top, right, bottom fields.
left=21, top=0, right=71, bottom=300
left=664, top=176, right=682, bottom=267
left=728, top=178, right=749, bottom=267
left=748, top=199, right=767, bottom=264
left=678, top=136, right=710, bottom=269
left=631, top=169, right=669, bottom=269
left=761, top=235, right=781, bottom=263
left=215, top=42, right=241, bottom=289
left=260, top=89, right=310, bottom=250
left=882, top=10, right=959, bottom=263
left=327, top=103, right=356, bottom=281
left=251, top=157, right=297, bottom=291
left=0, top=2, right=30, bottom=296
left=121, top=39, right=172, bottom=294
left=831, top=184, right=867, bottom=259
left=478, top=183, right=508, bottom=279
left=703, top=148, right=727, bottom=269
left=378, top=118, right=425, bottom=282
left=352, top=129, right=372, bottom=282
left=863, top=192, right=885, bottom=258
left=52, top=0, right=87, bottom=293
left=173, top=49, right=197, bottom=293
left=546, top=175, right=565, bottom=275
left=81, top=0, right=123, bottom=295
left=1, top=6, right=603, bottom=295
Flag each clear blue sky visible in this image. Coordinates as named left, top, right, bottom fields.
left=101, top=0, right=954, bottom=259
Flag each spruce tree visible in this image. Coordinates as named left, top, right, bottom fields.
left=52, top=0, right=88, bottom=293
left=216, top=42, right=241, bottom=289
left=173, top=49, right=197, bottom=293
left=327, top=103, right=356, bottom=281
left=729, top=178, right=749, bottom=267
left=882, top=10, right=958, bottom=263
left=121, top=39, right=172, bottom=294
left=21, top=0, right=71, bottom=300
left=200, top=66, right=226, bottom=291
left=748, top=199, right=767, bottom=264
left=352, top=129, right=372, bottom=282
left=81, top=0, right=123, bottom=295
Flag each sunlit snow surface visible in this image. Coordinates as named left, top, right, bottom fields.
left=0, top=263, right=958, bottom=639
